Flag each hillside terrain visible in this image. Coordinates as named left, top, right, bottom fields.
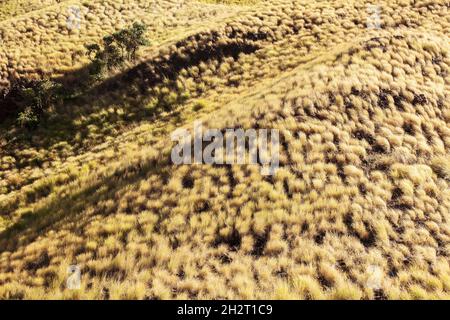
left=0, top=0, right=449, bottom=299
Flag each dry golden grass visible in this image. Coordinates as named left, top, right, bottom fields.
left=0, top=0, right=245, bottom=90
left=0, top=0, right=449, bottom=299
left=0, top=0, right=64, bottom=20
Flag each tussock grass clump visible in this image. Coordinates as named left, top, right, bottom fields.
left=0, top=0, right=245, bottom=94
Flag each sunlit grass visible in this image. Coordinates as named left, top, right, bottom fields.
left=0, top=0, right=449, bottom=300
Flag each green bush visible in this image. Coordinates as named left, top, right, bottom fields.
left=17, top=107, right=39, bottom=129
left=85, top=22, right=150, bottom=81
left=9, top=79, right=62, bottom=129
left=192, top=99, right=208, bottom=111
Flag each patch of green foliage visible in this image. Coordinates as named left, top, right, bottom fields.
left=0, top=22, right=150, bottom=130
left=9, top=79, right=62, bottom=129
left=85, top=22, right=150, bottom=81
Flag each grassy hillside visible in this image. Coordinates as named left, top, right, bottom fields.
left=0, top=0, right=449, bottom=299
left=0, top=0, right=64, bottom=20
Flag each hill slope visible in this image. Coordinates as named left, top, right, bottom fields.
left=0, top=0, right=449, bottom=299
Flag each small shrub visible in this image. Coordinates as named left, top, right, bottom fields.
left=17, top=107, right=39, bottom=129
left=85, top=22, right=150, bottom=81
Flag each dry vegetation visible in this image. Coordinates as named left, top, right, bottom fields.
left=0, top=0, right=449, bottom=299
left=0, top=0, right=244, bottom=90
left=0, top=0, right=64, bottom=20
